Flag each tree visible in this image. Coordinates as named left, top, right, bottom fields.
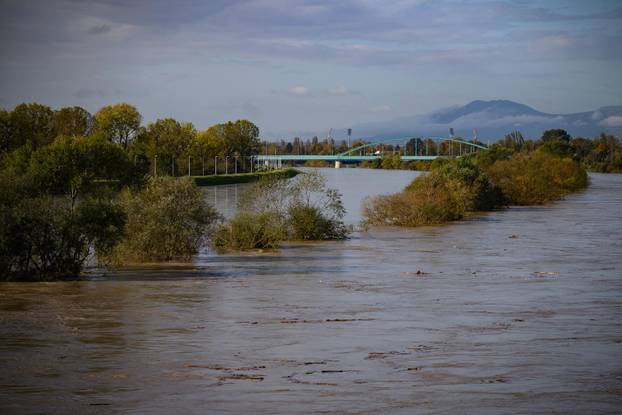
left=191, top=128, right=225, bottom=175
left=541, top=129, right=571, bottom=143
left=28, top=135, right=135, bottom=206
left=54, top=106, right=93, bottom=137
left=107, top=177, right=220, bottom=262
left=0, top=108, right=12, bottom=156
left=571, top=137, right=594, bottom=160
left=200, top=120, right=260, bottom=172
left=406, top=138, right=424, bottom=155
left=143, top=118, right=196, bottom=175
left=538, top=139, right=575, bottom=158
left=224, top=120, right=260, bottom=157
left=93, top=103, right=142, bottom=150
left=10, top=103, right=56, bottom=150
left=501, top=131, right=525, bottom=152
left=0, top=166, right=126, bottom=280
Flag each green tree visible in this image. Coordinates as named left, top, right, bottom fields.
left=93, top=103, right=142, bottom=150
left=54, top=106, right=93, bottom=137
left=223, top=120, right=261, bottom=157
left=0, top=108, right=12, bottom=156
left=0, top=169, right=126, bottom=280
left=10, top=103, right=56, bottom=150
left=27, top=135, right=135, bottom=206
left=143, top=118, right=196, bottom=175
left=541, top=129, right=571, bottom=143
left=538, top=139, right=575, bottom=158
left=107, top=177, right=220, bottom=262
left=190, top=128, right=225, bottom=175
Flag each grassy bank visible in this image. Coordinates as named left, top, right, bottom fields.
left=193, top=168, right=300, bottom=186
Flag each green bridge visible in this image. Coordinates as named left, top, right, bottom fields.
left=254, top=136, right=487, bottom=167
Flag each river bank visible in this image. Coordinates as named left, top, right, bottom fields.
left=1, top=171, right=621, bottom=414
left=193, top=168, right=299, bottom=186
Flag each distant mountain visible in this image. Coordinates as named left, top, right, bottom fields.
left=352, top=100, right=622, bottom=141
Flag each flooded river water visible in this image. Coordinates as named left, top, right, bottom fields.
left=1, top=169, right=621, bottom=414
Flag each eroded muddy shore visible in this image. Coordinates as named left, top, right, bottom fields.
left=1, top=171, right=621, bottom=414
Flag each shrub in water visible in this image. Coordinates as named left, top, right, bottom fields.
left=213, top=171, right=348, bottom=251
left=364, top=158, right=504, bottom=227
left=108, top=177, right=220, bottom=262
left=363, top=172, right=470, bottom=226
left=212, top=211, right=286, bottom=251
left=485, top=152, right=588, bottom=205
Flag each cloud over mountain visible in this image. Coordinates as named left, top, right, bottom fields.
left=352, top=100, right=622, bottom=141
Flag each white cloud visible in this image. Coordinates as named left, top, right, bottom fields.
left=600, top=116, right=622, bottom=127
left=287, top=86, right=310, bottom=96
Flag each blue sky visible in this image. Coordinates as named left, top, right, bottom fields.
left=1, top=0, right=621, bottom=138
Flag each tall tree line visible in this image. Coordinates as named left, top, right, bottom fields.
left=0, top=102, right=262, bottom=175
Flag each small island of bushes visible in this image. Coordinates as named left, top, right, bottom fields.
left=363, top=134, right=589, bottom=227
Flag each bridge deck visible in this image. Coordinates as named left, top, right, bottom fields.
left=255, top=155, right=439, bottom=161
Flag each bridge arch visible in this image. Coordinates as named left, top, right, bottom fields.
left=338, top=136, right=487, bottom=157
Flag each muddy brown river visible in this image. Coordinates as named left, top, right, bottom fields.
left=1, top=169, right=621, bottom=414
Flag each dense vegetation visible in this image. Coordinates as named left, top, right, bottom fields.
left=0, top=101, right=265, bottom=280
left=363, top=130, right=591, bottom=227
left=268, top=130, right=621, bottom=174
left=1, top=102, right=262, bottom=176
left=105, top=177, right=220, bottom=263
left=363, top=158, right=504, bottom=226
left=212, top=172, right=349, bottom=251
left=0, top=138, right=131, bottom=279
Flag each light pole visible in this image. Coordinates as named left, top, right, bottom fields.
left=225, top=156, right=229, bottom=174
left=235, top=156, right=238, bottom=174
left=214, top=156, right=217, bottom=175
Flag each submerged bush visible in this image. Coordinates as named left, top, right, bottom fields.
left=107, top=177, right=220, bottom=262
left=212, top=211, right=286, bottom=250
left=485, top=152, right=588, bottom=205
left=363, top=173, right=469, bottom=226
left=363, top=158, right=504, bottom=227
left=0, top=184, right=126, bottom=279
left=212, top=171, right=348, bottom=251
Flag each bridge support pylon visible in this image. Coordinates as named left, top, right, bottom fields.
left=334, top=160, right=341, bottom=169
